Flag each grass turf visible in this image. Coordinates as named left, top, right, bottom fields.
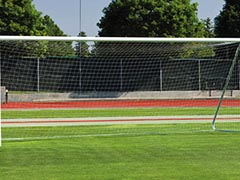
left=0, top=128, right=240, bottom=180
left=1, top=107, right=239, bottom=179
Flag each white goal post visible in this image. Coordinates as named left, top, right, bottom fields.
left=0, top=36, right=240, bottom=145
left=1, top=36, right=240, bottom=42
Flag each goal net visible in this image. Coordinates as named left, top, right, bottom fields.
left=0, top=36, right=240, bottom=144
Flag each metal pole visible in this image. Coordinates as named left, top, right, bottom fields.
left=79, top=0, right=82, bottom=54
left=212, top=43, right=240, bottom=130
left=79, top=60, right=82, bottom=92
left=79, top=0, right=82, bottom=92
left=198, top=59, right=201, bottom=91
left=120, top=59, right=123, bottom=91
left=160, top=60, right=163, bottom=91
left=238, top=59, right=240, bottom=89
left=5, top=89, right=8, bottom=104
left=79, top=0, right=82, bottom=35
left=37, top=57, right=40, bottom=93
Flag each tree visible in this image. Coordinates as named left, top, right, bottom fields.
left=0, top=0, right=45, bottom=36
left=203, top=18, right=215, bottom=38
left=75, top=32, right=90, bottom=57
left=97, top=0, right=206, bottom=37
left=214, top=0, right=240, bottom=58
left=43, top=15, right=75, bottom=57
left=0, top=1, right=75, bottom=57
left=214, top=0, right=240, bottom=37
left=43, top=15, right=65, bottom=36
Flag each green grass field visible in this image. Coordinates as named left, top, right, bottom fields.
left=1, top=129, right=240, bottom=180
left=2, top=107, right=240, bottom=119
left=1, top=107, right=240, bottom=179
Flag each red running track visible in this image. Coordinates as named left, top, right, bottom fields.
left=1, top=99, right=240, bottom=109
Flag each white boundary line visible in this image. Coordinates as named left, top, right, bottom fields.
left=2, top=115, right=240, bottom=127
left=3, top=130, right=214, bottom=142
left=2, top=115, right=239, bottom=142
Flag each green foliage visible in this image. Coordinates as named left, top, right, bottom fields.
left=0, top=0, right=45, bottom=36
left=75, top=31, right=91, bottom=57
left=177, top=41, right=216, bottom=59
left=203, top=18, right=215, bottom=38
left=97, top=0, right=206, bottom=37
left=42, top=15, right=75, bottom=56
left=43, top=15, right=64, bottom=36
left=214, top=0, right=240, bottom=37
left=0, top=0, right=69, bottom=37
left=0, top=0, right=74, bottom=57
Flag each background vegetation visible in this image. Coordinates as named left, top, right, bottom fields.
left=1, top=0, right=239, bottom=38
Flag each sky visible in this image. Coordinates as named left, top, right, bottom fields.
left=32, top=0, right=225, bottom=37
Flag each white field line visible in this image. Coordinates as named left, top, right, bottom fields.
left=2, top=115, right=240, bottom=127
left=2, top=115, right=239, bottom=142
left=3, top=130, right=215, bottom=142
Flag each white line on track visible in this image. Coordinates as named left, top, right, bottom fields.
left=2, top=115, right=240, bottom=127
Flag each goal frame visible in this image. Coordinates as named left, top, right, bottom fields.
left=212, top=43, right=240, bottom=131
left=0, top=36, right=240, bottom=43
left=0, top=36, right=240, bottom=146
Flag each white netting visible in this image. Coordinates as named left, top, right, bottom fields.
left=0, top=37, right=240, bottom=143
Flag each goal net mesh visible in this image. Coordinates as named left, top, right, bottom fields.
left=0, top=37, right=240, bottom=143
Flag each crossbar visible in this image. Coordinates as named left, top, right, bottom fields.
left=0, top=36, right=240, bottom=42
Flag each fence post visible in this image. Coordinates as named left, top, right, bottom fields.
left=79, top=59, right=82, bottom=92
left=238, top=59, right=240, bottom=89
left=37, top=57, right=40, bottom=93
left=198, top=59, right=201, bottom=91
left=120, top=59, right=123, bottom=91
left=160, top=60, right=163, bottom=91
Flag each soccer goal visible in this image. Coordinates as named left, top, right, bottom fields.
left=0, top=36, right=240, bottom=145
